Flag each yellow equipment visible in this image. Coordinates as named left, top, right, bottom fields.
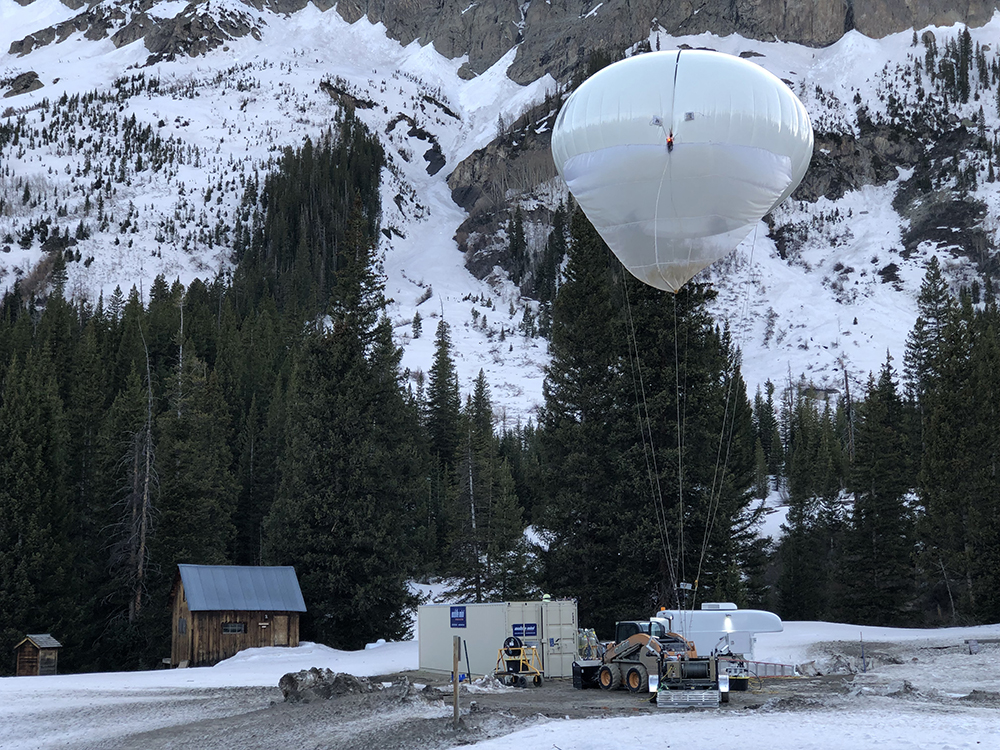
left=494, top=636, right=543, bottom=687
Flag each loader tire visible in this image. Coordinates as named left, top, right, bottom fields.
left=625, top=664, right=648, bottom=693
left=598, top=664, right=622, bottom=691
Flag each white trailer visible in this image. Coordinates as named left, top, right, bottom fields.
left=418, top=599, right=578, bottom=679
left=651, top=602, right=782, bottom=660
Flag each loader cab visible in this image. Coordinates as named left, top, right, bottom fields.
left=615, top=619, right=694, bottom=656
left=615, top=620, right=668, bottom=643
left=615, top=620, right=683, bottom=643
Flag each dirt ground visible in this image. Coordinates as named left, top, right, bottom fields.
left=47, top=639, right=1000, bottom=749
left=82, top=670, right=847, bottom=750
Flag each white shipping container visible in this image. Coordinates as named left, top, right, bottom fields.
left=418, top=600, right=578, bottom=679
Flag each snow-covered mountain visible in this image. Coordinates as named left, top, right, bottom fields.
left=4, top=0, right=1000, bottom=421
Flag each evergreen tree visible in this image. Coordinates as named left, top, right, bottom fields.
left=919, top=292, right=1000, bottom=621
left=153, top=353, right=237, bottom=572
left=958, top=26, right=972, bottom=104
left=507, top=206, right=528, bottom=285
left=96, top=363, right=158, bottom=668
left=536, top=208, right=639, bottom=635
left=536, top=207, right=757, bottom=634
left=845, top=357, right=914, bottom=624
left=533, top=202, right=568, bottom=303
left=426, top=319, right=461, bottom=468
left=0, top=351, right=74, bottom=674
left=446, top=371, right=534, bottom=601
left=264, top=215, right=420, bottom=648
left=776, top=383, right=847, bottom=620
left=487, top=459, right=537, bottom=600
left=903, top=256, right=952, bottom=405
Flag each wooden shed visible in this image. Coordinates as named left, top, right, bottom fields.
left=170, top=564, right=307, bottom=667
left=15, top=634, right=62, bottom=676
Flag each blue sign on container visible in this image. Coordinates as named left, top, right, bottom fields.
left=524, top=623, right=538, bottom=637
left=450, top=606, right=466, bottom=628
left=512, top=623, right=524, bottom=637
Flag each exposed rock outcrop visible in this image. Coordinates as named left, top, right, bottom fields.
left=330, top=1, right=1000, bottom=84
left=3, top=71, right=44, bottom=98
left=8, top=0, right=264, bottom=63
left=10, top=1, right=1000, bottom=84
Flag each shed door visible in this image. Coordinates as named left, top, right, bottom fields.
left=17, top=647, right=39, bottom=676
left=273, top=615, right=289, bottom=646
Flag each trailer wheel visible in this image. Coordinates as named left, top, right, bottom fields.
left=625, top=664, right=648, bottom=693
left=515, top=675, right=528, bottom=688
left=532, top=674, right=543, bottom=687
left=598, top=664, right=622, bottom=691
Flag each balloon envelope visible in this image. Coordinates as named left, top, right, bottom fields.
left=551, top=50, right=813, bottom=292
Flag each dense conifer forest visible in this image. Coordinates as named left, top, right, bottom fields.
left=2, top=99, right=1000, bottom=676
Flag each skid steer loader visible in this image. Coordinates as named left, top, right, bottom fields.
left=574, top=619, right=728, bottom=706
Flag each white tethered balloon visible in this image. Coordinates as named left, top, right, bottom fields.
left=551, top=50, right=814, bottom=293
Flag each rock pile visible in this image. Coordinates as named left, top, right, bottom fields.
left=278, top=668, right=422, bottom=704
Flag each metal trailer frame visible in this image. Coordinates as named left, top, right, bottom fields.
left=494, top=642, right=545, bottom=687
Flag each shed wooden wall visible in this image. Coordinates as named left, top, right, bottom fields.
left=15, top=644, right=58, bottom=676
left=170, top=579, right=300, bottom=666
left=188, top=610, right=300, bottom=666
left=15, top=643, right=38, bottom=677
left=171, top=579, right=193, bottom=667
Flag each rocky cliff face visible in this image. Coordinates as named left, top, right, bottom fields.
left=10, top=1, right=1000, bottom=83
left=7, top=0, right=271, bottom=62
left=331, top=0, right=1000, bottom=83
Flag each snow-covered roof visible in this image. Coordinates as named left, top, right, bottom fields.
left=177, top=564, right=307, bottom=613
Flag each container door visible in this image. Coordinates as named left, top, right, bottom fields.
left=542, top=602, right=578, bottom=678
left=273, top=615, right=289, bottom=646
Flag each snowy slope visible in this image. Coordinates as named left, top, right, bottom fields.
left=1, top=1, right=555, bottom=423
left=4, top=3, right=1000, bottom=419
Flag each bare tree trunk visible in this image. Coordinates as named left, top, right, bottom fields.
left=468, top=434, right=481, bottom=603
left=177, top=292, right=184, bottom=418
left=127, top=325, right=156, bottom=623
left=939, top=556, right=956, bottom=624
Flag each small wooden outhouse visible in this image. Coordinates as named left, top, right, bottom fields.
left=15, top=634, right=62, bottom=676
left=170, top=564, right=307, bottom=668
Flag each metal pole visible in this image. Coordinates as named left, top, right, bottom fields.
left=453, top=635, right=461, bottom=728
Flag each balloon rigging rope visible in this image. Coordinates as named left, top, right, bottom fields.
left=691, top=224, right=760, bottom=609
left=634, top=49, right=686, bottom=609
left=623, top=281, right=678, bottom=601
left=673, top=291, right=686, bottom=593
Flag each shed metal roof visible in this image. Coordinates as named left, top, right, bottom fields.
left=177, top=564, right=307, bottom=612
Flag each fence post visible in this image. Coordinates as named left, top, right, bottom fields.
left=453, top=635, right=461, bottom=728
